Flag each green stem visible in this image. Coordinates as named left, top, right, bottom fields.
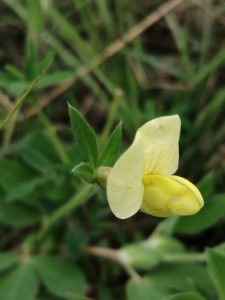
left=99, top=88, right=122, bottom=151
left=3, top=97, right=20, bottom=146
left=122, top=263, right=141, bottom=281
left=163, top=252, right=206, bottom=263
left=0, top=71, right=44, bottom=131
left=83, top=245, right=141, bottom=281
left=30, top=93, right=69, bottom=165
left=37, top=183, right=96, bottom=241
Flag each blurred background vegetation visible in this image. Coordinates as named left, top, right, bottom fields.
left=1, top=0, right=225, bottom=299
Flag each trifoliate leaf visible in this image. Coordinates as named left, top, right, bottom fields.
left=32, top=255, right=86, bottom=298
left=0, top=263, right=39, bottom=300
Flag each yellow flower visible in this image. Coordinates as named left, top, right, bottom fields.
left=106, top=115, right=204, bottom=219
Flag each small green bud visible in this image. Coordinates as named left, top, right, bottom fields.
left=95, top=166, right=111, bottom=188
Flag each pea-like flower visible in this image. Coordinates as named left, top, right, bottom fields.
left=106, top=115, right=204, bottom=219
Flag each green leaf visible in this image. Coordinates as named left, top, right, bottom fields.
left=197, top=173, right=214, bottom=200
left=127, top=51, right=183, bottom=78
left=213, top=242, right=225, bottom=254
left=0, top=202, right=40, bottom=227
left=66, top=224, right=90, bottom=261
left=37, top=51, right=55, bottom=74
left=126, top=278, right=165, bottom=300
left=72, top=162, right=94, bottom=183
left=5, top=64, right=25, bottom=80
left=66, top=145, right=83, bottom=166
left=0, top=159, right=36, bottom=192
left=37, top=71, right=77, bottom=88
left=190, top=47, right=225, bottom=86
left=21, top=146, right=54, bottom=173
left=164, top=292, right=207, bottom=300
left=69, top=104, right=98, bottom=168
left=147, top=262, right=214, bottom=294
left=173, top=194, right=225, bottom=234
left=0, top=75, right=28, bottom=95
left=143, top=235, right=185, bottom=255
left=98, top=122, right=122, bottom=167
left=0, top=253, right=20, bottom=272
left=207, top=248, right=225, bottom=300
left=27, top=0, right=45, bottom=32
left=32, top=255, right=86, bottom=298
left=66, top=227, right=80, bottom=261
left=0, top=263, right=39, bottom=300
left=26, top=131, right=59, bottom=163
left=25, top=37, right=37, bottom=80
left=4, top=175, right=52, bottom=203
left=121, top=243, right=162, bottom=270
left=197, top=88, right=225, bottom=128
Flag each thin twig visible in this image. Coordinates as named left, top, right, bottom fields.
left=25, top=0, right=187, bottom=118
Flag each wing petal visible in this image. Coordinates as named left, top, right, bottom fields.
left=107, top=131, right=144, bottom=219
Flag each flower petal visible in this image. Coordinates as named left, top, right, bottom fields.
left=170, top=175, right=204, bottom=209
left=107, top=131, right=144, bottom=219
left=138, top=115, right=181, bottom=175
left=141, top=175, right=204, bottom=217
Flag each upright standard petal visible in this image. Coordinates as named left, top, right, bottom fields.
left=138, top=115, right=181, bottom=176
left=107, top=131, right=144, bottom=219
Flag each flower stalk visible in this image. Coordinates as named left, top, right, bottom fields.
left=82, top=245, right=141, bottom=281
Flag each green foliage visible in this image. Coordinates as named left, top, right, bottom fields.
left=1, top=0, right=225, bottom=299
left=0, top=202, right=40, bottom=227
left=174, top=194, right=225, bottom=234
left=72, top=162, right=95, bottom=183
left=0, top=160, right=36, bottom=191
left=207, top=248, right=225, bottom=300
left=164, top=292, right=207, bottom=300
left=0, top=263, right=39, bottom=300
left=27, top=0, right=44, bottom=33
left=126, top=278, right=165, bottom=300
left=32, top=256, right=86, bottom=298
left=147, top=261, right=216, bottom=299
left=98, top=122, right=122, bottom=167
left=69, top=104, right=98, bottom=169
left=196, top=173, right=214, bottom=200
left=21, top=146, right=54, bottom=173
left=121, top=243, right=162, bottom=270
left=143, top=235, right=185, bottom=255
left=0, top=253, right=20, bottom=272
